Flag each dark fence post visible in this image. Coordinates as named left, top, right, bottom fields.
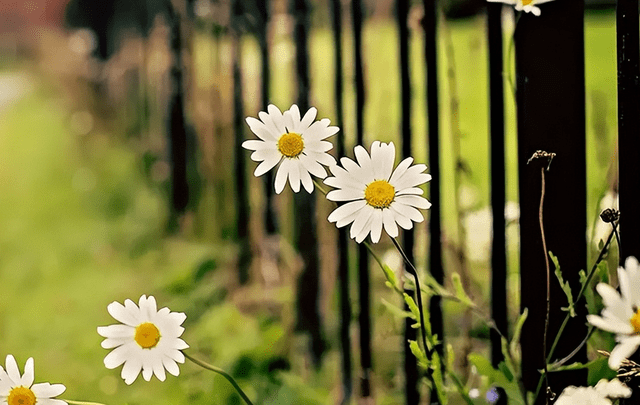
left=292, top=0, right=326, bottom=368
left=487, top=2, right=508, bottom=367
left=515, top=1, right=587, bottom=403
left=330, top=0, right=353, bottom=402
left=397, top=1, right=420, bottom=404
left=423, top=0, right=445, bottom=399
left=352, top=0, right=372, bottom=398
left=616, top=0, right=640, bottom=402
left=231, top=0, right=251, bottom=284
left=257, top=0, right=279, bottom=236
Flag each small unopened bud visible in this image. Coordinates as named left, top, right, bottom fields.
left=527, top=150, right=556, bottom=171
left=600, top=208, right=620, bottom=223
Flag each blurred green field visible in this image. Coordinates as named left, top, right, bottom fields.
left=0, top=10, right=618, bottom=405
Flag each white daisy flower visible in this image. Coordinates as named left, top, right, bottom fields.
left=587, top=256, right=640, bottom=369
left=0, top=355, right=66, bottom=405
left=554, top=379, right=631, bottom=405
left=486, top=0, right=554, bottom=16
left=243, top=104, right=339, bottom=194
left=324, top=141, right=432, bottom=243
left=97, top=295, right=189, bottom=384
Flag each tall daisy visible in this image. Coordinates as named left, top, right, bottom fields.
left=486, top=0, right=554, bottom=16
left=588, top=256, right=640, bottom=369
left=325, top=141, right=432, bottom=243
left=97, top=295, right=189, bottom=384
left=243, top=104, right=339, bottom=194
left=0, top=355, right=67, bottom=405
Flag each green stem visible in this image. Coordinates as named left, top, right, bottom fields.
left=533, top=221, right=618, bottom=401
left=312, top=178, right=329, bottom=195
left=63, top=401, right=107, bottom=405
left=389, top=236, right=430, bottom=357
left=184, top=352, right=254, bottom=405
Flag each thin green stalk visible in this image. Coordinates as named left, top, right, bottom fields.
left=184, top=352, right=254, bottom=405
left=533, top=222, right=617, bottom=401
left=64, top=401, right=107, bottom=405
left=312, top=178, right=329, bottom=195
left=389, top=236, right=430, bottom=357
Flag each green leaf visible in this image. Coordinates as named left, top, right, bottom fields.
left=597, top=260, right=609, bottom=284
left=452, top=272, right=473, bottom=307
left=509, top=308, right=527, bottom=366
left=408, top=340, right=429, bottom=369
left=550, top=251, right=576, bottom=317
left=598, top=239, right=604, bottom=251
left=498, top=362, right=514, bottom=382
left=382, top=264, right=402, bottom=293
left=430, top=351, right=448, bottom=405
left=403, top=293, right=420, bottom=323
left=380, top=298, right=413, bottom=320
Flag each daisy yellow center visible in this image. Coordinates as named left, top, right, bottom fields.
left=277, top=132, right=304, bottom=158
left=631, top=310, right=640, bottom=334
left=364, top=180, right=395, bottom=209
left=135, top=322, right=161, bottom=349
left=522, top=0, right=533, bottom=5
left=8, top=386, right=36, bottom=405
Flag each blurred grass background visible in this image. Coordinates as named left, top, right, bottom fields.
left=0, top=5, right=618, bottom=404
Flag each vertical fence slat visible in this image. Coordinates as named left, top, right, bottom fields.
left=396, top=1, right=420, bottom=404
left=423, top=0, right=445, bottom=391
left=292, top=0, right=325, bottom=367
left=167, top=2, right=190, bottom=232
left=258, top=0, right=279, bottom=235
left=616, top=0, right=640, bottom=402
left=330, top=0, right=353, bottom=402
left=487, top=2, right=508, bottom=367
left=351, top=0, right=372, bottom=398
left=515, top=2, right=587, bottom=402
left=231, top=0, right=251, bottom=284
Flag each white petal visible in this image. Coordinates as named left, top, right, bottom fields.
left=299, top=107, right=317, bottom=132
left=390, top=205, right=413, bottom=230
left=395, top=195, right=432, bottom=210
left=98, top=324, right=135, bottom=339
left=245, top=117, right=277, bottom=142
left=355, top=214, right=375, bottom=243
left=121, top=355, right=142, bottom=385
left=37, top=399, right=69, bottom=405
left=587, top=314, right=633, bottom=335
left=609, top=336, right=640, bottom=369
left=350, top=205, right=374, bottom=241
left=328, top=200, right=367, bottom=224
left=391, top=202, right=424, bottom=224
left=286, top=104, right=301, bottom=132
left=299, top=153, right=327, bottom=178
left=354, top=145, right=373, bottom=176
left=596, top=283, right=633, bottom=321
left=22, top=358, right=34, bottom=387
left=371, top=142, right=395, bottom=181
left=254, top=153, right=282, bottom=177
left=299, top=167, right=314, bottom=193
left=104, top=342, right=136, bottom=369
left=5, top=355, right=21, bottom=386
left=289, top=161, right=301, bottom=193
left=369, top=209, right=384, bottom=243
left=382, top=209, right=399, bottom=238
left=305, top=140, right=333, bottom=153
left=274, top=159, right=291, bottom=194
left=595, top=378, right=632, bottom=398
left=32, top=383, right=66, bottom=398
left=106, top=301, right=139, bottom=327
left=326, top=188, right=364, bottom=202
left=162, top=356, right=180, bottom=376
left=242, top=139, right=268, bottom=152
left=267, top=105, right=287, bottom=134
left=389, top=157, right=414, bottom=185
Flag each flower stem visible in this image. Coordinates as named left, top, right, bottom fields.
left=312, top=179, right=329, bottom=195
left=64, top=401, right=108, bottom=405
left=389, top=236, right=430, bottom=357
left=184, top=352, right=254, bottom=405
left=538, top=166, right=551, bottom=405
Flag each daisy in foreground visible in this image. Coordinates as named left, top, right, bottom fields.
left=486, top=0, right=554, bottom=16
left=0, top=355, right=66, bottom=405
left=587, top=256, right=640, bottom=369
left=554, top=378, right=631, bottom=405
left=325, top=141, right=431, bottom=243
left=98, top=295, right=254, bottom=405
left=243, top=104, right=339, bottom=194
left=97, top=294, right=188, bottom=384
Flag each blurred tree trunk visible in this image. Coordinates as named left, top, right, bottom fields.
left=352, top=0, right=373, bottom=400
left=617, top=0, right=640, bottom=402
left=292, top=0, right=326, bottom=368
left=231, top=0, right=251, bottom=284
left=515, top=2, right=587, bottom=403
left=330, top=0, right=353, bottom=402
left=487, top=1, right=508, bottom=367
left=397, top=1, right=420, bottom=404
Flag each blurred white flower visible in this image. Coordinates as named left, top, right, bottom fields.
left=587, top=257, right=640, bottom=369
left=486, top=0, right=554, bottom=16
left=555, top=379, right=631, bottom=405
left=325, top=141, right=431, bottom=243
left=97, top=295, right=189, bottom=384
left=243, top=104, right=338, bottom=194
left=0, top=355, right=66, bottom=405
